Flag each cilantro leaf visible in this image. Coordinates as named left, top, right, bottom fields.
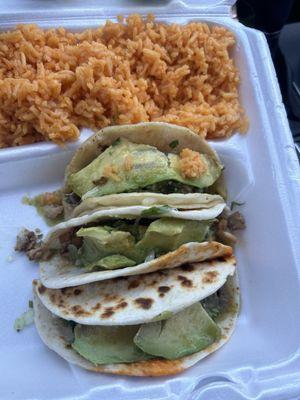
left=111, top=137, right=121, bottom=146
left=169, top=140, right=179, bottom=149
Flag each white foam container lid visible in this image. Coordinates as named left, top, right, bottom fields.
left=0, top=1, right=300, bottom=399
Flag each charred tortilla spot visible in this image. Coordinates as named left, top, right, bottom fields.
left=61, top=287, right=71, bottom=295
left=91, top=302, right=102, bottom=311
left=202, top=270, right=219, bottom=284
left=177, top=275, right=193, bottom=288
left=145, top=278, right=158, bottom=287
left=73, top=289, right=82, bottom=296
left=50, top=293, right=56, bottom=303
left=116, top=301, right=128, bottom=310
left=158, top=286, right=171, bottom=297
left=38, top=284, right=47, bottom=294
left=158, top=286, right=170, bottom=294
left=128, top=280, right=140, bottom=290
left=71, top=305, right=91, bottom=317
left=101, top=307, right=115, bottom=318
left=181, top=264, right=194, bottom=272
left=97, top=300, right=128, bottom=318
left=104, top=294, right=119, bottom=302
left=134, top=297, right=153, bottom=310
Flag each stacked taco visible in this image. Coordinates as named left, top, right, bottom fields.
left=28, top=122, right=242, bottom=376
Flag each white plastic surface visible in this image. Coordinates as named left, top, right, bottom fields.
left=1, top=9, right=300, bottom=400
left=0, top=0, right=235, bottom=27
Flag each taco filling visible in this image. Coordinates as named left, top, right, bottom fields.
left=57, top=277, right=235, bottom=365
left=67, top=139, right=222, bottom=199
left=71, top=302, right=220, bottom=364
left=56, top=217, right=212, bottom=271
left=33, top=269, right=238, bottom=374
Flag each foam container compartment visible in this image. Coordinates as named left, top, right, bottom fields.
left=0, top=1, right=300, bottom=399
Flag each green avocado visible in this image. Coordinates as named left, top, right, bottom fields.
left=71, top=302, right=221, bottom=364
left=135, top=218, right=210, bottom=256
left=95, top=254, right=136, bottom=269
left=134, top=303, right=221, bottom=359
left=76, top=226, right=136, bottom=270
left=72, top=325, right=150, bottom=364
left=73, top=218, right=211, bottom=270
left=67, top=139, right=221, bottom=198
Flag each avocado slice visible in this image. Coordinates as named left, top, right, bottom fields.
left=76, top=226, right=136, bottom=270
left=95, top=254, right=136, bottom=270
left=134, top=303, right=221, bottom=359
left=136, top=218, right=210, bottom=256
left=71, top=302, right=221, bottom=364
left=72, top=218, right=211, bottom=270
left=72, top=325, right=150, bottom=364
left=68, top=139, right=221, bottom=198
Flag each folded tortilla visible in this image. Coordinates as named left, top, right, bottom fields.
left=62, top=122, right=224, bottom=218
left=72, top=192, right=225, bottom=218
left=33, top=261, right=239, bottom=376
left=36, top=256, right=236, bottom=325
left=40, top=205, right=231, bottom=289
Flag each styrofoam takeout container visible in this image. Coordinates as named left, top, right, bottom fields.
left=0, top=1, right=300, bottom=399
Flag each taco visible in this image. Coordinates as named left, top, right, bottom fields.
left=61, top=122, right=225, bottom=218
left=33, top=257, right=238, bottom=376
left=38, top=205, right=232, bottom=289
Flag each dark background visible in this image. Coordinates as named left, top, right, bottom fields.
left=236, top=0, right=300, bottom=152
